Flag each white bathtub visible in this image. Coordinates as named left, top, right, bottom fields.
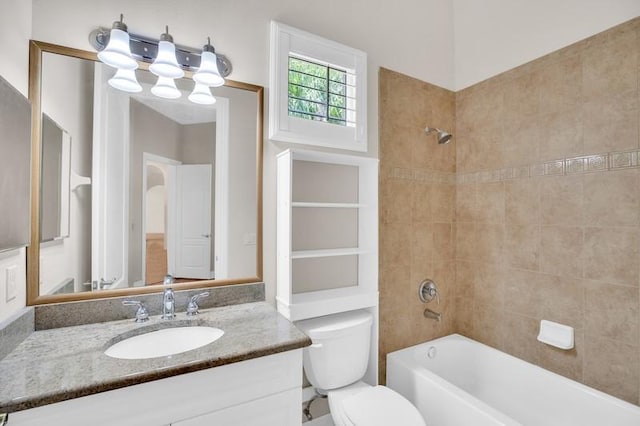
left=387, top=334, right=640, bottom=426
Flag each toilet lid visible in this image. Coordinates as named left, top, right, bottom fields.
left=341, top=386, right=426, bottom=426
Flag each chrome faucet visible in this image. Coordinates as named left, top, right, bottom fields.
left=162, top=287, right=175, bottom=320
left=186, top=292, right=210, bottom=316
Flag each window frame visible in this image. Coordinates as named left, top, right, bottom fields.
left=269, top=21, right=368, bottom=152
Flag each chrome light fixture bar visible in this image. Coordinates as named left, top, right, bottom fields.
left=89, top=27, right=232, bottom=78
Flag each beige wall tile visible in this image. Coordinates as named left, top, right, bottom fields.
left=456, top=222, right=476, bottom=261
left=505, top=179, right=540, bottom=225
left=433, top=223, right=454, bottom=263
left=431, top=184, right=455, bottom=222
left=455, top=260, right=476, bottom=298
left=584, top=227, right=640, bottom=286
left=456, top=183, right=476, bottom=223
left=475, top=223, right=505, bottom=264
left=379, top=121, right=414, bottom=169
left=411, top=182, right=432, bottom=223
left=583, top=170, right=640, bottom=227
left=472, top=304, right=506, bottom=350
left=502, top=313, right=542, bottom=365
left=539, top=329, right=584, bottom=382
left=504, top=268, right=543, bottom=318
left=539, top=54, right=583, bottom=114
left=585, top=281, right=639, bottom=344
left=503, top=71, right=541, bottom=119
left=476, top=182, right=505, bottom=224
left=380, top=179, right=413, bottom=224
left=473, top=261, right=505, bottom=310
left=538, top=109, right=583, bottom=162
left=380, top=222, right=412, bottom=270
left=541, top=176, right=584, bottom=226
left=540, top=226, right=584, bottom=278
left=455, top=296, right=474, bottom=336
left=583, top=90, right=639, bottom=153
left=540, top=276, right=585, bottom=330
left=582, top=27, right=638, bottom=100
left=411, top=223, right=434, bottom=268
left=502, top=118, right=541, bottom=167
left=584, top=336, right=640, bottom=404
left=505, top=223, right=540, bottom=271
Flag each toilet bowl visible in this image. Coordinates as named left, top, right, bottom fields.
left=296, top=310, right=426, bottom=426
left=328, top=381, right=426, bottom=426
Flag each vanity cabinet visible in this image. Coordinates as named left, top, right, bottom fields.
left=9, top=349, right=302, bottom=426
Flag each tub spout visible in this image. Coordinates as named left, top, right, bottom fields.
left=424, top=308, right=441, bottom=322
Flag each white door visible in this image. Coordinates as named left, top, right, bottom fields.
left=169, top=164, right=212, bottom=279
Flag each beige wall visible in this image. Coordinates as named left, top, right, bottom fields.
left=454, top=19, right=640, bottom=404
left=378, top=67, right=456, bottom=382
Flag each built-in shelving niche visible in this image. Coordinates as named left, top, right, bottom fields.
left=276, top=148, right=379, bottom=321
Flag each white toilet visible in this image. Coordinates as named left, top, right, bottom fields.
left=296, top=310, right=426, bottom=426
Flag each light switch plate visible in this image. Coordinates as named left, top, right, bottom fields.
left=5, top=265, right=17, bottom=302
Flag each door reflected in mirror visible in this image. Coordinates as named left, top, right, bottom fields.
left=33, top=43, right=261, bottom=300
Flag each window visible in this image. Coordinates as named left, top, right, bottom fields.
left=287, top=55, right=356, bottom=127
left=270, top=22, right=367, bottom=152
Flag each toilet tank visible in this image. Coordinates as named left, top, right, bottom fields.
left=296, top=310, right=373, bottom=391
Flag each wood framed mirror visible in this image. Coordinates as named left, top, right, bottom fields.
left=27, top=40, right=263, bottom=305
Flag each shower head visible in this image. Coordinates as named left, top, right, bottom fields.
left=424, top=127, right=453, bottom=144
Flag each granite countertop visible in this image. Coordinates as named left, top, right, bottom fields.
left=0, top=302, right=311, bottom=413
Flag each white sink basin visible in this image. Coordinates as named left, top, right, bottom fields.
left=105, top=326, right=224, bottom=360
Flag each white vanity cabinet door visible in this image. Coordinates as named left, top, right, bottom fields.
left=171, top=388, right=300, bottom=426
left=9, top=350, right=303, bottom=426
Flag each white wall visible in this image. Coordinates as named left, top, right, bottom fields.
left=0, top=0, right=31, bottom=322
left=453, top=0, right=640, bottom=89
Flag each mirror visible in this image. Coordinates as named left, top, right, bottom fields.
left=28, top=41, right=263, bottom=304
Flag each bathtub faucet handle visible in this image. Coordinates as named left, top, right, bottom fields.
left=418, top=279, right=440, bottom=304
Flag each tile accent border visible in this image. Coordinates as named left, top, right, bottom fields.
left=390, top=167, right=456, bottom=184
left=457, top=150, right=640, bottom=184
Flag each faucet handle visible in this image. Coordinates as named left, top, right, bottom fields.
left=123, top=300, right=149, bottom=323
left=186, top=292, right=210, bottom=316
left=418, top=279, right=440, bottom=305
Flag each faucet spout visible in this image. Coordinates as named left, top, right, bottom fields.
left=162, top=287, right=175, bottom=320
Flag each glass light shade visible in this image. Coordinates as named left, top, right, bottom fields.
left=193, top=51, right=225, bottom=87
left=97, top=28, right=138, bottom=70
left=108, top=69, right=142, bottom=93
left=188, top=83, right=217, bottom=105
left=151, top=76, right=181, bottom=99
left=149, top=40, right=184, bottom=79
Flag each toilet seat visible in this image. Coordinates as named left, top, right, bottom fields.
left=328, top=382, right=426, bottom=426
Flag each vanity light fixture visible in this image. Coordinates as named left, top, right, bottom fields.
left=90, top=17, right=233, bottom=104
left=193, top=38, right=225, bottom=87
left=149, top=26, right=185, bottom=79
left=108, top=68, right=142, bottom=93
left=151, top=76, right=182, bottom=99
left=188, top=83, right=217, bottom=105
left=97, top=14, right=138, bottom=70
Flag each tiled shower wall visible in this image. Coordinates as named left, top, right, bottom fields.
left=379, top=18, right=640, bottom=404
left=454, top=18, right=640, bottom=404
left=378, top=68, right=456, bottom=382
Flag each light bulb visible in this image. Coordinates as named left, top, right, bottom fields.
left=188, top=83, right=216, bottom=105
left=151, top=76, right=181, bottom=99
left=97, top=16, right=138, bottom=70
left=149, top=27, right=184, bottom=79
left=193, top=39, right=224, bottom=87
left=108, top=69, right=142, bottom=93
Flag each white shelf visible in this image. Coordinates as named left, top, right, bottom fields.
left=291, top=248, right=362, bottom=259
left=292, top=202, right=363, bottom=208
left=276, top=287, right=378, bottom=321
